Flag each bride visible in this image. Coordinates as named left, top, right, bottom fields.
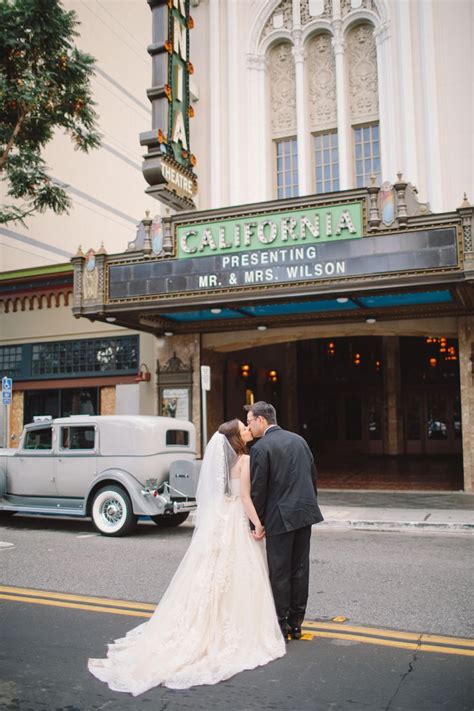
left=88, top=419, right=286, bottom=694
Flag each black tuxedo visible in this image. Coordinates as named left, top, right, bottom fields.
left=250, top=426, right=323, bottom=635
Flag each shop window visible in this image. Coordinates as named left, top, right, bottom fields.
left=30, top=336, right=138, bottom=378
left=314, top=130, right=339, bottom=193
left=24, top=388, right=99, bottom=424
left=0, top=346, right=22, bottom=378
left=354, top=123, right=381, bottom=187
left=276, top=138, right=299, bottom=199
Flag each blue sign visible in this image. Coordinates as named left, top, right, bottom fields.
left=2, top=377, right=12, bottom=405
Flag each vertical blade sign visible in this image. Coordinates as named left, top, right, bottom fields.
left=140, top=0, right=198, bottom=211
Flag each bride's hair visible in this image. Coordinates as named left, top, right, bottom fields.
left=218, top=419, right=248, bottom=456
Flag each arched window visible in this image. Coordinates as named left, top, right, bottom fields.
left=267, top=42, right=298, bottom=198
left=307, top=32, right=338, bottom=193
left=347, top=22, right=381, bottom=186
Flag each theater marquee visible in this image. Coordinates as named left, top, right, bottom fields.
left=107, top=226, right=459, bottom=301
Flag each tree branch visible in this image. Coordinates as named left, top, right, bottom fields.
left=0, top=109, right=26, bottom=171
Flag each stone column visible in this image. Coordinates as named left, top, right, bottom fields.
left=383, top=337, right=403, bottom=455
left=292, top=36, right=310, bottom=196
left=374, top=21, right=396, bottom=184
left=100, top=386, right=116, bottom=416
left=458, top=316, right=474, bottom=492
left=246, top=54, right=268, bottom=203
left=332, top=20, right=350, bottom=189
left=283, top=341, right=298, bottom=432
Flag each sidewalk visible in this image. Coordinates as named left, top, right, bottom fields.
left=317, top=490, right=474, bottom=533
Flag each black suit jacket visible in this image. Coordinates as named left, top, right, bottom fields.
left=250, top=426, right=324, bottom=536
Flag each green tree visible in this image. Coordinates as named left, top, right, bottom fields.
left=0, top=0, right=101, bottom=224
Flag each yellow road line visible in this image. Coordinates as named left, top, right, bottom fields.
left=309, top=630, right=474, bottom=657
left=0, top=585, right=155, bottom=611
left=2, top=585, right=473, bottom=657
left=0, top=594, right=152, bottom=618
left=303, top=620, right=474, bottom=648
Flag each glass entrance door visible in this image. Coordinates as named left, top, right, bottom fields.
left=403, top=387, right=462, bottom=454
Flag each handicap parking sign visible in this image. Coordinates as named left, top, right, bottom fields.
left=2, top=377, right=12, bottom=405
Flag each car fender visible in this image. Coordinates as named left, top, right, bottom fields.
left=85, top=468, right=164, bottom=516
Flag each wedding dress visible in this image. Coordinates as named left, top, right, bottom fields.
left=88, top=432, right=285, bottom=695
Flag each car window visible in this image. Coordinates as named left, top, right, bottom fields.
left=166, top=429, right=189, bottom=446
left=24, top=427, right=52, bottom=450
left=60, top=426, right=96, bottom=451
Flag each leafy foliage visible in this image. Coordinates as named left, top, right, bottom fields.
left=0, top=0, right=101, bottom=224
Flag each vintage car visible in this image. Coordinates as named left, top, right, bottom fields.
left=0, top=415, right=200, bottom=536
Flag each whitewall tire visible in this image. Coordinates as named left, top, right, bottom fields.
left=91, top=485, right=137, bottom=537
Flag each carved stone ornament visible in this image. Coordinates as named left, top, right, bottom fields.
left=268, top=42, right=297, bottom=136
left=301, top=0, right=332, bottom=25
left=159, top=351, right=191, bottom=374
left=347, top=23, right=379, bottom=122
left=82, top=249, right=99, bottom=301
left=262, top=0, right=293, bottom=40
left=341, top=0, right=377, bottom=17
left=307, top=33, right=337, bottom=130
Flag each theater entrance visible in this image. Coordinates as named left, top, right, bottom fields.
left=222, top=335, right=463, bottom=490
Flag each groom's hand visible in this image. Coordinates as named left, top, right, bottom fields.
left=252, top=525, right=265, bottom=540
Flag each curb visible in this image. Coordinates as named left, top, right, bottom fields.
left=318, top=520, right=474, bottom=533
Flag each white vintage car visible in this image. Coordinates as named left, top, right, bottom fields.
left=0, top=415, right=200, bottom=536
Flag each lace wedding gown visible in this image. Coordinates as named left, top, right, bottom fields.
left=88, top=478, right=286, bottom=695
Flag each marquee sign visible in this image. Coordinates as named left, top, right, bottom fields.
left=177, top=202, right=363, bottom=258
left=140, top=0, right=198, bottom=210
left=108, top=227, right=459, bottom=301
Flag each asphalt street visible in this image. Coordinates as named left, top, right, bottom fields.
left=0, top=514, right=472, bottom=637
left=1, top=515, right=473, bottom=710
left=1, top=596, right=473, bottom=711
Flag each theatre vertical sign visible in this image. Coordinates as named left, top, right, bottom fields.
left=140, top=0, right=198, bottom=210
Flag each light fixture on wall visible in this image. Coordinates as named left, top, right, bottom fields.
left=241, top=363, right=251, bottom=379
left=337, top=297, right=349, bottom=304
left=366, top=318, right=376, bottom=324
left=105, top=316, right=116, bottom=323
left=257, top=325, right=267, bottom=331
left=267, top=369, right=279, bottom=384
left=135, top=363, right=151, bottom=382
left=210, top=308, right=222, bottom=314
left=164, top=331, right=174, bottom=337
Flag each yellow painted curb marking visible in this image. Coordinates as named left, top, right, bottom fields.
left=2, top=585, right=473, bottom=657
left=0, top=585, right=155, bottom=611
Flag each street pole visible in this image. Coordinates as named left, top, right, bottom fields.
left=2, top=404, right=8, bottom=448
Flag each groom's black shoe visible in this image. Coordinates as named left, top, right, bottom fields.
left=288, top=626, right=302, bottom=640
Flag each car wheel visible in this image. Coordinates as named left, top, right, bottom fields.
left=151, top=511, right=190, bottom=528
left=91, top=485, right=137, bottom=537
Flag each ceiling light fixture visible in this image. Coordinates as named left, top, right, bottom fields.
left=257, top=325, right=267, bottom=331
left=366, top=318, right=376, bottom=324
left=210, top=308, right=222, bottom=314
left=337, top=297, right=349, bottom=303
left=164, top=331, right=174, bottom=337
left=105, top=316, right=116, bottom=322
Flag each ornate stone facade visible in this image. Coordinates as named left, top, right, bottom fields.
left=341, top=0, right=377, bottom=17
left=268, top=42, right=297, bottom=136
left=307, top=32, right=337, bottom=130
left=347, top=23, right=379, bottom=122
left=300, top=0, right=332, bottom=24
left=262, top=0, right=293, bottom=40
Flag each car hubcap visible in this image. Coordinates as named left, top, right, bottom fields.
left=101, top=497, right=123, bottom=525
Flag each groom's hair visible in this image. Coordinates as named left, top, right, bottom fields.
left=245, top=401, right=277, bottom=425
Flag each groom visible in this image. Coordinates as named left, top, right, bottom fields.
left=245, top=401, right=323, bottom=641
